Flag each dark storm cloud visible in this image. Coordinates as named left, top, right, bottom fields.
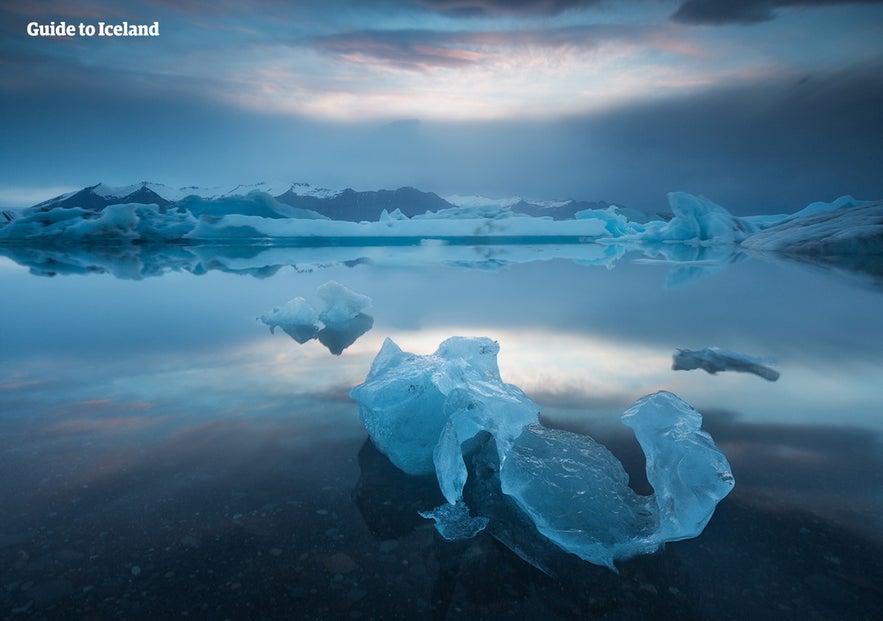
left=574, top=62, right=883, bottom=212
left=412, top=0, right=603, bottom=17
left=362, top=62, right=883, bottom=214
left=672, top=0, right=883, bottom=25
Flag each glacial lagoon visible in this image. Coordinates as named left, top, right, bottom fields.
left=1, top=243, right=881, bottom=619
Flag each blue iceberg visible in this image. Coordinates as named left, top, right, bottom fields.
left=260, top=297, right=320, bottom=343
left=260, top=281, right=373, bottom=354
left=350, top=337, right=734, bottom=571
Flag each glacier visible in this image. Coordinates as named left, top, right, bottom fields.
left=349, top=337, right=734, bottom=571
left=673, top=347, right=780, bottom=381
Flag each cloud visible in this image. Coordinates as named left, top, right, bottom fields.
left=312, top=29, right=490, bottom=70
left=556, top=62, right=883, bottom=211
left=3, top=62, right=880, bottom=215
left=310, top=24, right=625, bottom=71
left=672, top=0, right=883, bottom=25
left=412, top=0, right=603, bottom=17
left=0, top=0, right=134, bottom=20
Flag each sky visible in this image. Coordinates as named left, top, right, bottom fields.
left=1, top=0, right=882, bottom=213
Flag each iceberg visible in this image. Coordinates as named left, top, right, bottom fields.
left=259, top=297, right=320, bottom=343
left=635, top=192, right=758, bottom=244
left=260, top=282, right=373, bottom=354
left=350, top=337, right=734, bottom=570
left=673, top=347, right=780, bottom=381
left=740, top=198, right=883, bottom=256
left=316, top=280, right=372, bottom=325
left=350, top=337, right=538, bottom=476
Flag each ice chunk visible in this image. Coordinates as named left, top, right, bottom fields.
left=317, top=281, right=373, bottom=325
left=499, top=423, right=659, bottom=570
left=259, top=297, right=319, bottom=343
left=740, top=199, right=882, bottom=255
left=0, top=203, right=197, bottom=242
left=418, top=501, right=489, bottom=540
left=639, top=192, right=757, bottom=244
left=261, top=283, right=374, bottom=353
left=575, top=205, right=639, bottom=237
left=620, top=392, right=735, bottom=542
left=349, top=337, right=539, bottom=477
left=350, top=337, right=733, bottom=570
left=673, top=346, right=779, bottom=381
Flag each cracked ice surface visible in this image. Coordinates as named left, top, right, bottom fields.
left=350, top=336, right=734, bottom=570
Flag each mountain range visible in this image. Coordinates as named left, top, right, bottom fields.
left=29, top=181, right=616, bottom=222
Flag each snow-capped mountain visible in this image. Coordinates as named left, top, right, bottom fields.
left=33, top=181, right=344, bottom=213
left=30, top=181, right=617, bottom=223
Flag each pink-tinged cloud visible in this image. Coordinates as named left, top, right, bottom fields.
left=310, top=24, right=670, bottom=73
left=413, top=0, right=603, bottom=17
left=315, top=31, right=493, bottom=70
left=0, top=378, right=44, bottom=391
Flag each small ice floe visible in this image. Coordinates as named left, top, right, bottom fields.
left=259, top=296, right=320, bottom=344
left=673, top=346, right=780, bottom=381
left=260, top=281, right=373, bottom=354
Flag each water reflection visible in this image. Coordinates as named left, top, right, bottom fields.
left=0, top=242, right=749, bottom=286
left=349, top=408, right=883, bottom=620
left=1, top=245, right=881, bottom=618
left=317, top=314, right=374, bottom=355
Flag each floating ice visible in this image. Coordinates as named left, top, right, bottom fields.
left=350, top=337, right=734, bottom=570
left=740, top=199, right=882, bottom=255
left=636, top=192, right=757, bottom=244
left=260, top=282, right=373, bottom=354
left=673, top=346, right=780, bottom=381
left=316, top=280, right=372, bottom=325
left=260, top=297, right=320, bottom=344
left=0, top=203, right=197, bottom=242
left=350, top=337, right=538, bottom=477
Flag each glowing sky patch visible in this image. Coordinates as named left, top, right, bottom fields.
left=1, top=0, right=881, bottom=208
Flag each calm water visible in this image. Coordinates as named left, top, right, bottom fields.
left=1, top=244, right=881, bottom=620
